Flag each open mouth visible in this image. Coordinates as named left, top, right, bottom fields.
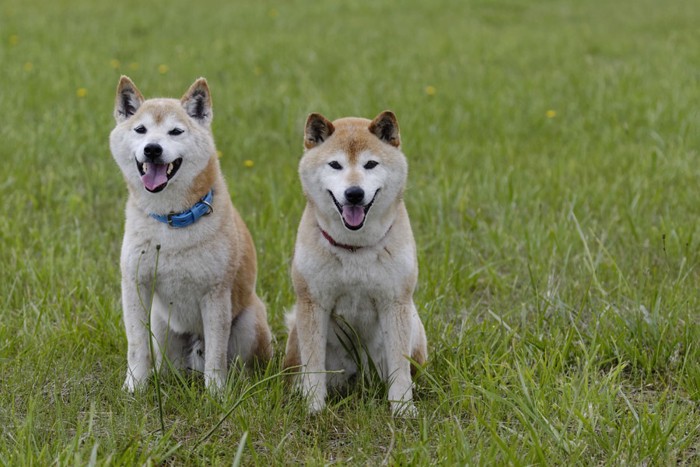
left=136, top=158, right=182, bottom=193
left=328, top=189, right=380, bottom=231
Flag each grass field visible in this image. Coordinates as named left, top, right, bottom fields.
left=2, top=0, right=700, bottom=464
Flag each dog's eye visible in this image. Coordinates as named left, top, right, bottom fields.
left=363, top=160, right=379, bottom=170
left=168, top=128, right=184, bottom=136
left=134, top=125, right=147, bottom=134
left=328, top=161, right=342, bottom=170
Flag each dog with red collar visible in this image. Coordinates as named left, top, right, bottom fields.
left=283, top=111, right=427, bottom=416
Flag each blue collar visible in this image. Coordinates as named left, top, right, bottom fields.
left=150, top=189, right=214, bottom=228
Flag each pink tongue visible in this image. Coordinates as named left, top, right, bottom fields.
left=342, top=205, right=365, bottom=227
left=142, top=164, right=169, bottom=191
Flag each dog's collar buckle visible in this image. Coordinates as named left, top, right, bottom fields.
left=151, top=189, right=214, bottom=229
left=200, top=198, right=214, bottom=216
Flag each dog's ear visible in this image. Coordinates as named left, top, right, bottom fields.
left=368, top=111, right=400, bottom=147
left=181, top=78, right=213, bottom=125
left=114, top=76, right=144, bottom=123
left=304, top=113, right=335, bottom=150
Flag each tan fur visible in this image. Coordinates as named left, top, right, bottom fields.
left=110, top=76, right=271, bottom=393
left=284, top=111, right=427, bottom=416
left=283, top=324, right=300, bottom=370
left=186, top=156, right=218, bottom=212
left=410, top=344, right=427, bottom=377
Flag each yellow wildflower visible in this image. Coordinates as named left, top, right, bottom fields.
left=425, top=85, right=436, bottom=96
left=76, top=88, right=88, bottom=98
left=158, top=64, right=169, bottom=74
left=244, top=160, right=254, bottom=168
left=546, top=110, right=557, bottom=119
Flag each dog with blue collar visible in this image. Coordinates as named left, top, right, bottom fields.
left=110, top=76, right=272, bottom=394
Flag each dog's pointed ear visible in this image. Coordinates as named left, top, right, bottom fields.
left=304, top=113, right=335, bottom=150
left=181, top=78, right=213, bottom=125
left=114, top=76, right=144, bottom=123
left=368, top=111, right=400, bottom=147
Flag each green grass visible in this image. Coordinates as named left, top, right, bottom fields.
left=2, top=0, right=700, bottom=463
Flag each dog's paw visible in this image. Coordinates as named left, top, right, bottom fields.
left=122, top=373, right=146, bottom=393
left=301, top=376, right=327, bottom=414
left=307, top=395, right=326, bottom=415
left=188, top=339, right=205, bottom=373
left=204, top=372, right=226, bottom=394
left=391, top=400, right=418, bottom=418
left=122, top=379, right=136, bottom=393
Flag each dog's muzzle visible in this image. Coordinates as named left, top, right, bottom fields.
left=328, top=188, right=380, bottom=231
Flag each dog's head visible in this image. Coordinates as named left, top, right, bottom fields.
left=299, top=111, right=408, bottom=241
left=109, top=76, right=217, bottom=213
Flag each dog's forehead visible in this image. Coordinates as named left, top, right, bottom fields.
left=136, top=98, right=189, bottom=125
left=325, top=117, right=383, bottom=162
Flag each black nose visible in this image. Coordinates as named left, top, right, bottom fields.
left=344, top=186, right=365, bottom=205
left=144, top=143, right=163, bottom=160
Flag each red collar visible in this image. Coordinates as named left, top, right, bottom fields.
left=320, top=227, right=360, bottom=252
left=319, top=224, right=393, bottom=252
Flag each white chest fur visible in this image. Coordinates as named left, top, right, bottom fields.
left=295, top=238, right=415, bottom=336
left=121, top=211, right=230, bottom=335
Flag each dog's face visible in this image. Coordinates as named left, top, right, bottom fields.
left=299, top=112, right=408, bottom=236
left=109, top=76, right=216, bottom=212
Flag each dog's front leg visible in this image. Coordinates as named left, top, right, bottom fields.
left=122, top=278, right=152, bottom=392
left=379, top=299, right=416, bottom=417
left=201, top=287, right=233, bottom=392
left=296, top=299, right=330, bottom=414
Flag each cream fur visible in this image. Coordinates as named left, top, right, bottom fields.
left=109, top=76, right=271, bottom=393
left=284, top=112, right=427, bottom=416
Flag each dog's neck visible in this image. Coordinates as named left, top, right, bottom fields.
left=149, top=189, right=214, bottom=228
left=319, top=227, right=360, bottom=252
left=318, top=224, right=392, bottom=252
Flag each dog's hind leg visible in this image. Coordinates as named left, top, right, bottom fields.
left=150, top=317, right=191, bottom=375
left=410, top=305, right=427, bottom=376
left=251, top=294, right=273, bottom=362
left=188, top=337, right=205, bottom=374
left=149, top=295, right=190, bottom=374
left=229, top=295, right=272, bottom=366
left=227, top=303, right=257, bottom=366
